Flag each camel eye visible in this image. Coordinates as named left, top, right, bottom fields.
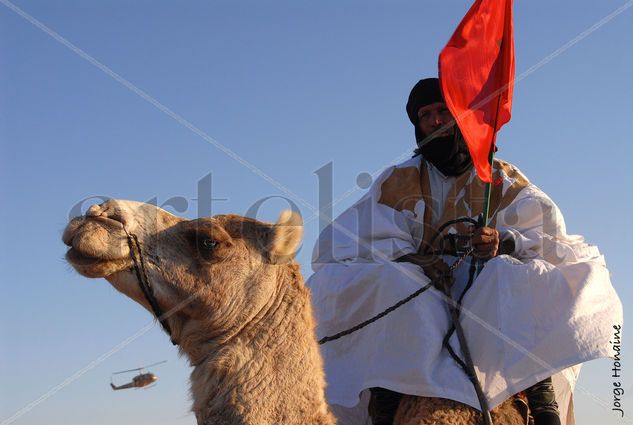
left=202, top=239, right=217, bottom=250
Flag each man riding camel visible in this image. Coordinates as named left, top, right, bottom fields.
left=307, top=78, right=622, bottom=424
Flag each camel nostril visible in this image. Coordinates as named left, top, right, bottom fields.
left=106, top=211, right=127, bottom=227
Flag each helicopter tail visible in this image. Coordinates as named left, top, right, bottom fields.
left=110, top=381, right=136, bottom=390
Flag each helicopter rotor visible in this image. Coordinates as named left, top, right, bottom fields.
left=111, top=360, right=167, bottom=375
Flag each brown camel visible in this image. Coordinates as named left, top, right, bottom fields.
left=63, top=200, right=530, bottom=425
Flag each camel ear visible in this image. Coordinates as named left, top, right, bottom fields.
left=269, top=210, right=303, bottom=263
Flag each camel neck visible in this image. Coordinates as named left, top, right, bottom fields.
left=189, top=264, right=334, bottom=424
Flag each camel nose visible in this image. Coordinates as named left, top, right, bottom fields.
left=85, top=200, right=132, bottom=228
left=86, top=204, right=103, bottom=217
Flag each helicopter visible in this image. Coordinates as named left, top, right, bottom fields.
left=110, top=361, right=167, bottom=390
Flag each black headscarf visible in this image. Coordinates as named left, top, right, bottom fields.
left=406, top=78, right=472, bottom=176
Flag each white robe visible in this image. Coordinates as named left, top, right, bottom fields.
left=307, top=156, right=622, bottom=425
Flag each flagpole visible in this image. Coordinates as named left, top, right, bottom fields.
left=483, top=88, right=502, bottom=221
left=481, top=145, right=496, bottom=225
left=475, top=92, right=502, bottom=279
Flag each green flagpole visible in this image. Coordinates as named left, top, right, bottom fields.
left=482, top=145, right=495, bottom=225
left=476, top=94, right=502, bottom=277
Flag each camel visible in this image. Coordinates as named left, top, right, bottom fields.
left=63, top=199, right=530, bottom=425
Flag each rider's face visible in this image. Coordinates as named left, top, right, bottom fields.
left=417, top=102, right=454, bottom=138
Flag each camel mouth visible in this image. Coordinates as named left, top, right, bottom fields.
left=63, top=215, right=132, bottom=277
left=65, top=247, right=104, bottom=266
left=65, top=245, right=132, bottom=278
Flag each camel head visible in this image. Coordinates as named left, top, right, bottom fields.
left=63, top=199, right=303, bottom=358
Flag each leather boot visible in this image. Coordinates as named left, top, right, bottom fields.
left=525, top=377, right=561, bottom=425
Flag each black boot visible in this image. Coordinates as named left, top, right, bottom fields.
left=525, top=377, right=561, bottom=425
left=368, top=387, right=403, bottom=425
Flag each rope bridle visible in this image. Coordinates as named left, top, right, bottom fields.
left=125, top=232, right=178, bottom=346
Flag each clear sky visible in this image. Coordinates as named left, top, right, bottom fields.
left=1, top=1, right=631, bottom=424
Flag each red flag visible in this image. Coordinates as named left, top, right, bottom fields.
left=439, top=0, right=515, bottom=182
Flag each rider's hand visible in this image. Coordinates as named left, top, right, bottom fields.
left=396, top=254, right=454, bottom=292
left=471, top=227, right=500, bottom=259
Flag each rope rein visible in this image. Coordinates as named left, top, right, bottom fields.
left=318, top=248, right=473, bottom=345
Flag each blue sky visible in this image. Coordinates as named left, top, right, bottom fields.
left=1, top=1, right=632, bottom=424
